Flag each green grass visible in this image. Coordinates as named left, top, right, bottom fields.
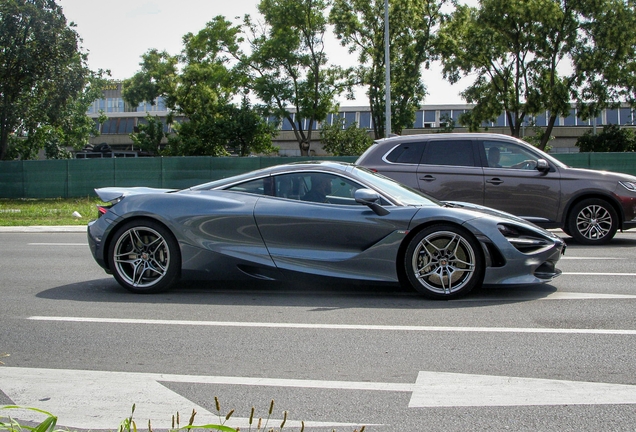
left=0, top=197, right=104, bottom=226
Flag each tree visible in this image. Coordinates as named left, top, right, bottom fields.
left=130, top=114, right=166, bottom=155
left=573, top=0, right=636, bottom=120
left=320, top=117, right=372, bottom=155
left=242, top=0, right=353, bottom=156
left=436, top=0, right=636, bottom=151
left=222, top=96, right=278, bottom=156
left=576, top=124, right=636, bottom=152
left=330, top=0, right=446, bottom=138
left=123, top=17, right=271, bottom=156
left=0, top=0, right=98, bottom=160
left=435, top=0, right=564, bottom=144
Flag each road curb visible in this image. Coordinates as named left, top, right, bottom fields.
left=0, top=226, right=86, bottom=233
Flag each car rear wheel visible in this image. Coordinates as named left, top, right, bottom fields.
left=404, top=225, right=484, bottom=299
left=109, top=220, right=181, bottom=293
left=567, top=198, right=618, bottom=245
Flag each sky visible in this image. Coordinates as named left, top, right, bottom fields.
left=58, top=0, right=470, bottom=105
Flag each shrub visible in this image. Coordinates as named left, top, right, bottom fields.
left=320, top=119, right=372, bottom=156
left=576, top=124, right=636, bottom=152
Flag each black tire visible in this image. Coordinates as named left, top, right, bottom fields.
left=108, top=220, right=181, bottom=293
left=567, top=198, right=618, bottom=245
left=403, top=224, right=485, bottom=299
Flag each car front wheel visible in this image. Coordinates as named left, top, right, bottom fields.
left=108, top=220, right=181, bottom=293
left=404, top=225, right=484, bottom=299
left=567, top=198, right=618, bottom=245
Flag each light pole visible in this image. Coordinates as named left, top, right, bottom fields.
left=384, top=0, right=391, bottom=137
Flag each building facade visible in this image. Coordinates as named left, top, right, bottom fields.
left=86, top=82, right=635, bottom=156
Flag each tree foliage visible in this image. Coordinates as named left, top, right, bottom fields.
left=242, top=0, right=353, bottom=156
left=436, top=0, right=636, bottom=151
left=573, top=0, right=636, bottom=117
left=0, top=0, right=102, bottom=160
left=330, top=0, right=445, bottom=138
left=320, top=118, right=372, bottom=156
left=130, top=114, right=166, bottom=155
left=576, top=124, right=636, bottom=152
left=123, top=17, right=274, bottom=156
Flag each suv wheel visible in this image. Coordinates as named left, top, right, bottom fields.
left=567, top=198, right=618, bottom=245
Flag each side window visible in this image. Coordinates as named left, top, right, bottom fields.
left=274, top=173, right=365, bottom=205
left=385, top=142, right=425, bottom=164
left=483, top=140, right=540, bottom=170
left=225, top=177, right=273, bottom=195
left=421, top=140, right=475, bottom=167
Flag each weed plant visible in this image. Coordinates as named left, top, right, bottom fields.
left=1, top=400, right=366, bottom=432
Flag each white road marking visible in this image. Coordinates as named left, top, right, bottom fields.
left=538, top=292, right=636, bottom=300
left=562, top=272, right=636, bottom=276
left=28, top=243, right=87, bottom=246
left=2, top=366, right=636, bottom=432
left=28, top=316, right=636, bottom=335
left=561, top=257, right=627, bottom=260
left=0, top=367, right=369, bottom=430
left=409, top=371, right=636, bottom=407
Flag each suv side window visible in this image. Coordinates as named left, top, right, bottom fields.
left=421, top=140, right=475, bottom=167
left=483, top=140, right=540, bottom=170
left=385, top=142, right=425, bottom=164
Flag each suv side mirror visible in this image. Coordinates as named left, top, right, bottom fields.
left=536, top=158, right=550, bottom=172
left=355, top=189, right=390, bottom=216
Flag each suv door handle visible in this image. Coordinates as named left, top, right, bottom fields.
left=419, top=175, right=436, bottom=181
left=486, top=178, right=504, bottom=185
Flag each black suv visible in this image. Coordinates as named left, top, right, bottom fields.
left=356, top=133, right=636, bottom=245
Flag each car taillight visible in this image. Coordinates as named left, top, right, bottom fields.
left=97, top=204, right=111, bottom=218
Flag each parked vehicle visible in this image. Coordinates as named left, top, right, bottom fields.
left=356, top=133, right=636, bottom=245
left=87, top=161, right=564, bottom=299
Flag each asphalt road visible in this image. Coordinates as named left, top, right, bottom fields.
left=1, top=229, right=636, bottom=431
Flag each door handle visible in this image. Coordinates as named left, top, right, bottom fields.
left=419, top=175, right=436, bottom=181
left=486, top=178, right=504, bottom=185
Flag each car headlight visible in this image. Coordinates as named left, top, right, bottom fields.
left=498, top=224, right=551, bottom=254
left=619, top=181, right=636, bottom=192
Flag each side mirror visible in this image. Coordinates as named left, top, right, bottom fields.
left=355, top=189, right=390, bottom=216
left=536, top=158, right=550, bottom=172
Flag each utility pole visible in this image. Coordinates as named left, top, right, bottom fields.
left=384, top=0, right=391, bottom=137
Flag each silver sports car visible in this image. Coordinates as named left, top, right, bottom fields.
left=87, top=161, right=565, bottom=299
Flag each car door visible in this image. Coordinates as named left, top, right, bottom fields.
left=416, top=139, right=485, bottom=204
left=253, top=172, right=418, bottom=281
left=480, top=139, right=561, bottom=224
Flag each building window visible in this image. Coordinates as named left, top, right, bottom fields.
left=606, top=109, right=619, bottom=124
left=563, top=108, right=576, bottom=126
left=359, top=111, right=372, bottom=129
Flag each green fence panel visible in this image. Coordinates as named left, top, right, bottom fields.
left=0, top=161, right=24, bottom=199
left=9, top=153, right=633, bottom=199
left=551, top=153, right=590, bottom=169
left=23, top=160, right=69, bottom=198
left=589, top=153, right=636, bottom=176
left=209, top=157, right=262, bottom=181
left=68, top=158, right=116, bottom=197
left=162, top=157, right=212, bottom=189
left=553, top=153, right=636, bottom=175
left=113, top=158, right=163, bottom=188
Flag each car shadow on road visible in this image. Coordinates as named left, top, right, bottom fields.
left=35, top=276, right=559, bottom=310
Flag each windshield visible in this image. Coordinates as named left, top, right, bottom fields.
left=353, top=166, right=441, bottom=206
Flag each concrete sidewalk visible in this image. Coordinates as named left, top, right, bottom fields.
left=0, top=226, right=86, bottom=233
